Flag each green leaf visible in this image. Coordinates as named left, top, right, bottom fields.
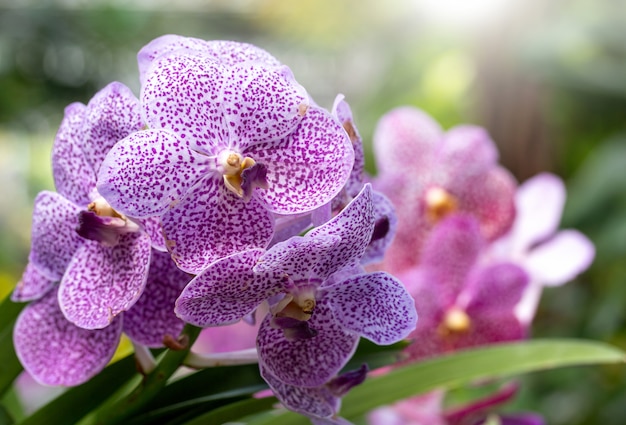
left=20, top=355, right=138, bottom=425
left=0, top=296, right=24, bottom=332
left=0, top=297, right=24, bottom=397
left=249, top=339, right=625, bottom=425
left=179, top=397, right=278, bottom=425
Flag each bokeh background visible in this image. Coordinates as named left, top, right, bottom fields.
left=0, top=0, right=625, bottom=423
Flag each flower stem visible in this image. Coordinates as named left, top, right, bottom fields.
left=132, top=341, right=157, bottom=374
left=184, top=348, right=259, bottom=368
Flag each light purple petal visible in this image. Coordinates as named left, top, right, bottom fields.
left=514, top=282, right=543, bottom=327
left=204, top=40, right=282, bottom=67
left=141, top=216, right=167, bottom=252
left=97, top=129, right=210, bottom=218
left=58, top=232, right=151, bottom=329
left=162, top=175, right=274, bottom=274
left=123, top=250, right=189, bottom=347
left=512, top=172, right=566, bottom=252
left=362, top=190, right=397, bottom=265
left=11, top=262, right=56, bottom=302
left=222, top=63, right=308, bottom=147
left=254, top=236, right=340, bottom=285
left=419, top=214, right=484, bottom=306
left=307, top=184, right=374, bottom=277
left=525, top=230, right=595, bottom=286
left=332, top=94, right=364, bottom=198
left=51, top=102, right=94, bottom=205
left=176, top=249, right=283, bottom=326
left=29, top=191, right=83, bottom=280
left=257, top=302, right=359, bottom=387
left=14, top=288, right=122, bottom=386
left=465, top=263, right=529, bottom=316
left=438, top=125, right=498, bottom=182
left=247, top=105, right=354, bottom=214
left=326, top=272, right=417, bottom=345
left=269, top=212, right=313, bottom=247
left=141, top=53, right=229, bottom=151
left=373, top=106, right=443, bottom=176
left=260, top=362, right=339, bottom=419
left=81, top=82, right=143, bottom=173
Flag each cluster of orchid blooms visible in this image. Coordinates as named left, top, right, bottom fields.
left=11, top=34, right=596, bottom=425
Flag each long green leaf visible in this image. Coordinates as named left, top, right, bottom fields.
left=0, top=327, right=22, bottom=397
left=249, top=339, right=625, bottom=425
left=0, top=297, right=24, bottom=332
left=180, top=397, right=278, bottom=425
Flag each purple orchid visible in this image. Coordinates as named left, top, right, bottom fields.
left=368, top=391, right=446, bottom=425
left=13, top=250, right=189, bottom=386
left=12, top=82, right=164, bottom=330
left=97, top=44, right=354, bottom=274
left=175, top=184, right=416, bottom=413
left=486, top=173, right=595, bottom=325
left=399, top=213, right=528, bottom=361
left=372, top=106, right=517, bottom=273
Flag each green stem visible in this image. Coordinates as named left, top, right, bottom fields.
left=94, top=324, right=202, bottom=425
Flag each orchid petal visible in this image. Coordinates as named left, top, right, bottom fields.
left=51, top=102, right=94, bottom=205
left=141, top=216, right=167, bottom=252
left=525, top=230, right=595, bottom=286
left=439, top=125, right=498, bottom=182
left=512, top=173, right=566, bottom=252
left=11, top=262, right=56, bottom=302
left=465, top=263, right=529, bottom=315
left=14, top=288, right=122, bottom=386
left=362, top=190, right=397, bottom=265
left=162, top=175, right=274, bottom=274
left=257, top=302, right=359, bottom=387
left=175, top=249, right=284, bottom=326
left=204, top=40, right=282, bottom=67
left=97, top=129, right=210, bottom=218
left=326, top=272, right=417, bottom=345
left=58, top=232, right=151, bottom=329
left=81, top=82, right=143, bottom=173
left=247, top=106, right=354, bottom=214
left=123, top=250, right=189, bottom=347
left=332, top=94, right=364, bottom=197
left=29, top=191, right=83, bottom=280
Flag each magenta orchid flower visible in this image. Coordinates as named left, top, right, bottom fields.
left=372, top=106, right=516, bottom=273
left=487, top=173, right=595, bottom=325
left=97, top=46, right=354, bottom=274
left=175, top=184, right=416, bottom=394
left=400, top=213, right=528, bottom=361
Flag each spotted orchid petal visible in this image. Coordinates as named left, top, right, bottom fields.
left=161, top=176, right=274, bottom=274
left=511, top=173, right=567, bottom=252
left=524, top=230, right=595, bottom=287
left=81, top=82, right=143, bottom=173
left=419, top=214, right=484, bottom=306
left=307, top=184, right=374, bottom=277
left=257, top=302, right=359, bottom=387
left=254, top=236, right=340, bottom=285
left=204, top=40, right=282, bottom=67
left=373, top=106, right=443, bottom=176
left=97, top=129, right=211, bottom=218
left=260, top=363, right=340, bottom=419
left=439, top=125, right=499, bottom=182
left=465, top=263, right=529, bottom=316
left=247, top=106, right=354, bottom=214
left=14, top=287, right=122, bottom=386
left=454, top=166, right=517, bottom=241
left=51, top=103, right=94, bottom=206
left=29, top=191, right=83, bottom=280
left=58, top=232, right=151, bottom=329
left=326, top=272, right=417, bottom=345
left=141, top=216, right=167, bottom=252
left=175, top=249, right=284, bottom=326
left=123, top=250, right=189, bottom=347
left=332, top=94, right=364, bottom=198
left=362, top=190, right=397, bottom=265
left=11, top=262, right=56, bottom=303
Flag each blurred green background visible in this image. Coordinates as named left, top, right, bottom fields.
left=0, top=0, right=625, bottom=423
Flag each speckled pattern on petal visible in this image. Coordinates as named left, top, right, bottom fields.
left=204, top=40, right=282, bottom=67
left=308, top=184, right=374, bottom=278
left=332, top=94, right=364, bottom=198
left=124, top=250, right=190, bottom=347
left=465, top=263, right=529, bottom=316
left=58, top=232, right=151, bottom=329
left=51, top=103, right=94, bottom=206
left=29, top=191, right=83, bottom=280
left=81, top=82, right=144, bottom=173
left=14, top=288, right=122, bottom=386
left=257, top=302, right=359, bottom=387
left=11, top=262, right=56, bottom=302
left=162, top=175, right=274, bottom=274
left=222, top=63, right=307, bottom=147
left=254, top=236, right=340, bottom=286
left=326, top=272, right=417, bottom=345
left=362, top=190, right=397, bottom=265
left=140, top=216, right=167, bottom=252
left=259, top=362, right=338, bottom=419
left=438, top=125, right=498, bottom=183
left=141, top=53, right=229, bottom=152
left=97, top=129, right=210, bottom=218
left=176, top=249, right=285, bottom=326
left=248, top=106, right=354, bottom=214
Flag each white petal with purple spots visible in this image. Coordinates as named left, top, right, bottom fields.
left=11, top=262, right=56, bottom=303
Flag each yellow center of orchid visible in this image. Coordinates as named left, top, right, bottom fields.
left=271, top=290, right=316, bottom=322
left=424, top=186, right=458, bottom=223
left=218, top=151, right=258, bottom=198
left=438, top=307, right=471, bottom=337
left=88, top=197, right=123, bottom=218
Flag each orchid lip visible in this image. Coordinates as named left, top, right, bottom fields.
left=217, top=150, right=269, bottom=200
left=424, top=186, right=458, bottom=223
left=76, top=196, right=141, bottom=246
